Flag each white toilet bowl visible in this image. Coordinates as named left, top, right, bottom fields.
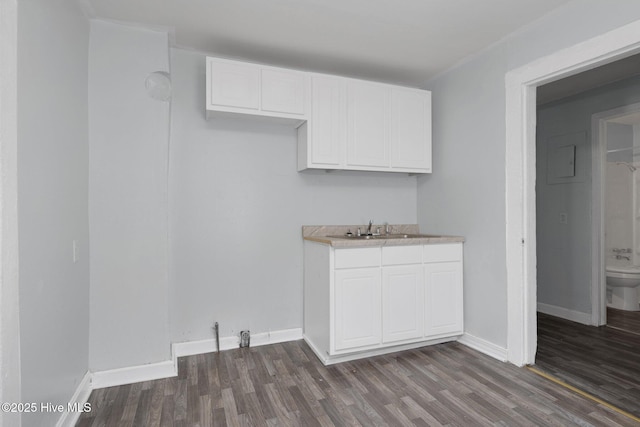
left=606, top=263, right=640, bottom=311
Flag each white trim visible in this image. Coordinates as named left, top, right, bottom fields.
left=92, top=328, right=303, bottom=389
left=537, top=303, right=591, bottom=325
left=55, top=371, right=92, bottom=427
left=250, top=328, right=303, bottom=347
left=172, top=336, right=237, bottom=357
left=592, top=110, right=607, bottom=327
left=505, top=19, right=640, bottom=367
left=304, top=335, right=458, bottom=366
left=173, top=328, right=303, bottom=358
left=91, top=360, right=177, bottom=389
left=457, top=333, right=508, bottom=362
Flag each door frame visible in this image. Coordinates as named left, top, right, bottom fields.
left=505, top=19, right=640, bottom=366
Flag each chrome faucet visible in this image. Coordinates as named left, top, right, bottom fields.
left=613, top=248, right=632, bottom=253
left=367, top=220, right=373, bottom=235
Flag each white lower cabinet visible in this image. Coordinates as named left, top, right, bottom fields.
left=334, top=268, right=381, bottom=350
left=303, top=241, right=464, bottom=365
left=424, top=261, right=463, bottom=337
left=382, top=264, right=424, bottom=343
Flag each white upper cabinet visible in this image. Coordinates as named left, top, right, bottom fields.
left=261, top=68, right=306, bottom=115
left=299, top=75, right=431, bottom=174
left=347, top=80, right=390, bottom=168
left=206, top=56, right=431, bottom=174
left=391, top=88, right=432, bottom=172
left=298, top=75, right=347, bottom=168
left=206, top=57, right=308, bottom=123
left=208, top=59, right=260, bottom=110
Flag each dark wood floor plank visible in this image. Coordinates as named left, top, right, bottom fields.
left=131, top=389, right=151, bottom=427
left=147, top=379, right=166, bottom=427
left=78, top=339, right=638, bottom=426
left=608, top=307, right=640, bottom=335
left=242, top=392, right=269, bottom=427
left=173, top=379, right=188, bottom=421
left=536, top=312, right=640, bottom=418
left=159, top=395, right=175, bottom=427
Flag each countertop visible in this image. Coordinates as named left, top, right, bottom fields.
left=302, top=225, right=464, bottom=248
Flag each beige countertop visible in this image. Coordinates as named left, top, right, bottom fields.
left=302, top=225, right=464, bottom=248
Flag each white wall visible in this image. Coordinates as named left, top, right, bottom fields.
left=88, top=21, right=171, bottom=371
left=169, top=49, right=417, bottom=342
left=536, top=77, right=640, bottom=315
left=17, top=0, right=90, bottom=425
left=418, top=0, right=640, bottom=349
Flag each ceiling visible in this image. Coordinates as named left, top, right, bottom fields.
left=83, top=0, right=572, bottom=87
left=537, top=53, right=640, bottom=105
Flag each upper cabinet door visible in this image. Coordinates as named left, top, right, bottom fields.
left=261, top=69, right=306, bottom=115
left=391, top=88, right=432, bottom=171
left=347, top=81, right=390, bottom=168
left=309, top=75, right=347, bottom=167
left=208, top=59, right=260, bottom=110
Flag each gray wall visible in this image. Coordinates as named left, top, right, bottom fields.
left=418, top=0, right=640, bottom=348
left=169, top=49, right=418, bottom=342
left=88, top=21, right=171, bottom=371
left=536, top=76, right=640, bottom=315
left=1, top=0, right=20, bottom=425
left=17, top=0, right=90, bottom=425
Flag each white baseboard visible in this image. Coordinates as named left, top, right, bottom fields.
left=91, top=360, right=177, bottom=389
left=173, top=328, right=303, bottom=358
left=305, top=335, right=458, bottom=366
left=55, top=371, right=92, bottom=427
left=92, top=327, right=303, bottom=389
left=458, top=333, right=508, bottom=362
left=537, top=302, right=591, bottom=325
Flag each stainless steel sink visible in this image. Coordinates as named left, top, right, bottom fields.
left=385, top=233, right=441, bottom=239
left=328, top=234, right=381, bottom=239
left=329, top=233, right=441, bottom=240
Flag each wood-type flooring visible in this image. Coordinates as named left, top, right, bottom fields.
left=607, top=307, right=640, bottom=336
left=77, top=339, right=636, bottom=426
left=536, top=312, right=640, bottom=419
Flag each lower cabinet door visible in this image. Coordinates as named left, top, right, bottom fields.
left=334, top=268, right=381, bottom=351
left=382, top=265, right=424, bottom=343
left=424, top=261, right=463, bottom=337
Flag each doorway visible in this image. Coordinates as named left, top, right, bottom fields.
left=595, top=102, right=640, bottom=329
left=505, top=19, right=640, bottom=367
left=534, top=88, right=640, bottom=418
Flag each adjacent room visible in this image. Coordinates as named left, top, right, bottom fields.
left=535, top=59, right=640, bottom=418
left=3, top=0, right=640, bottom=426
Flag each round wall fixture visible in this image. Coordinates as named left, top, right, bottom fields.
left=145, top=71, right=172, bottom=102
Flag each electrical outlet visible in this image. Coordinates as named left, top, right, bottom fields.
left=240, top=330, right=250, bottom=348
left=559, top=213, right=568, bottom=224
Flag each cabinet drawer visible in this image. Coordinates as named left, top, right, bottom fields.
left=382, top=245, right=422, bottom=265
left=334, top=247, right=380, bottom=269
left=423, top=243, right=462, bottom=263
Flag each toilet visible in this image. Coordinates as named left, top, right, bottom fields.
left=606, top=263, right=640, bottom=311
